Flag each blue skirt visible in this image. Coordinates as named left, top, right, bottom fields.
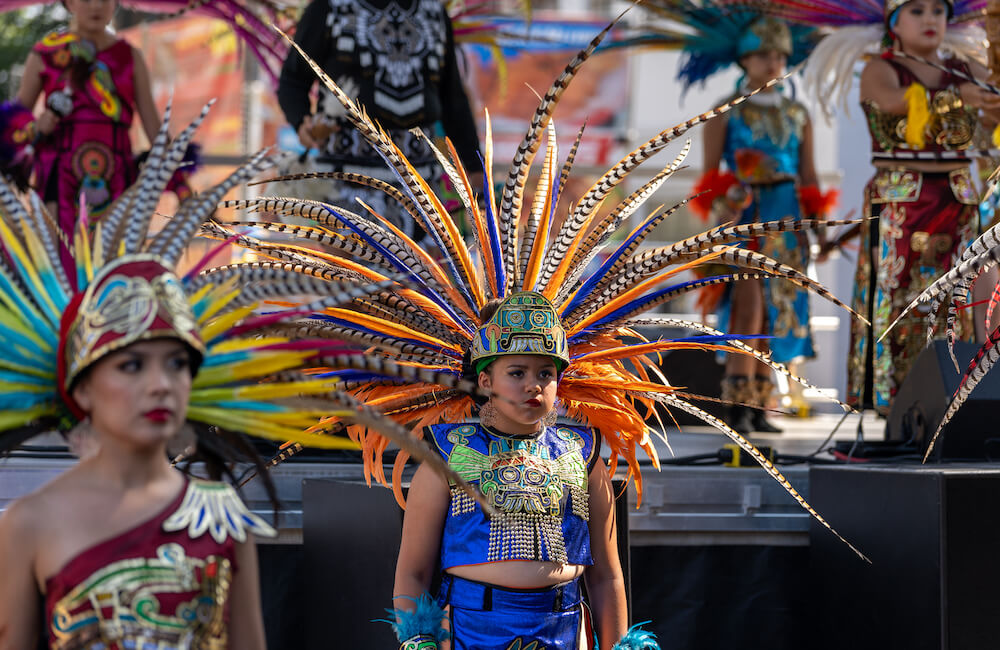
left=438, top=574, right=594, bottom=649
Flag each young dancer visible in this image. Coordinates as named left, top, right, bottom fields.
left=676, top=11, right=834, bottom=433
left=0, top=111, right=456, bottom=647
left=229, top=18, right=872, bottom=647
left=783, top=0, right=1000, bottom=412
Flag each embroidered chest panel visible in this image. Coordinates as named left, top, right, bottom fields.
left=443, top=424, right=591, bottom=563
left=49, top=543, right=231, bottom=649
left=46, top=481, right=274, bottom=649
left=730, top=99, right=806, bottom=152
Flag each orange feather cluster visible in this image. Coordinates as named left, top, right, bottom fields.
left=690, top=169, right=740, bottom=221
left=798, top=185, right=839, bottom=218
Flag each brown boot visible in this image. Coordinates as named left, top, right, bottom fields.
left=721, top=375, right=755, bottom=435
left=752, top=376, right=783, bottom=433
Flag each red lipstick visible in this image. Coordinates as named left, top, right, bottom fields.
left=526, top=398, right=541, bottom=407
left=144, top=408, right=172, bottom=422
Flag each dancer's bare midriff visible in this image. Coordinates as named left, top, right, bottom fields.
left=447, top=560, right=587, bottom=589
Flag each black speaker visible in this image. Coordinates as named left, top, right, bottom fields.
left=809, top=465, right=1000, bottom=650
left=887, top=340, right=1000, bottom=460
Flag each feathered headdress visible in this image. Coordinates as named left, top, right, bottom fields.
left=0, top=100, right=356, bottom=446
left=630, top=2, right=819, bottom=90
left=204, top=20, right=868, bottom=557
left=0, top=100, right=497, bottom=505
left=757, top=0, right=989, bottom=114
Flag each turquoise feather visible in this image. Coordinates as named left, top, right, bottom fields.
left=379, top=593, right=448, bottom=644
left=611, top=622, right=660, bottom=650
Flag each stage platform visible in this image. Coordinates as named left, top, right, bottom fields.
left=650, top=409, right=886, bottom=459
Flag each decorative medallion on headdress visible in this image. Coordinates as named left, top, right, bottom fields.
left=61, top=256, right=204, bottom=392
left=736, top=17, right=793, bottom=58
left=470, top=292, right=569, bottom=372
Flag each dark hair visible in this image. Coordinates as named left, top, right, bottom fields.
left=463, top=299, right=503, bottom=408
left=177, top=425, right=281, bottom=525
left=479, top=298, right=502, bottom=323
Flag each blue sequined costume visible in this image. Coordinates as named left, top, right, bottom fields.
left=426, top=421, right=601, bottom=649
left=716, top=94, right=815, bottom=364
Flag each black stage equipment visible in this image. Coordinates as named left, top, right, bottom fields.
left=809, top=465, right=1000, bottom=650
left=887, top=340, right=1000, bottom=461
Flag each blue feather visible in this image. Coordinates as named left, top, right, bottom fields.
left=480, top=152, right=506, bottom=296
left=375, top=593, right=448, bottom=644
left=0, top=268, right=57, bottom=349
left=561, top=207, right=668, bottom=317
left=0, top=369, right=50, bottom=385
left=367, top=144, right=479, bottom=315
left=205, top=400, right=284, bottom=412
left=568, top=274, right=749, bottom=340
left=0, top=390, right=55, bottom=408
left=0, top=317, right=52, bottom=361
left=199, top=350, right=253, bottom=368
left=313, top=313, right=460, bottom=358
left=4, top=253, right=60, bottom=329
left=320, top=203, right=474, bottom=334
left=313, top=369, right=403, bottom=382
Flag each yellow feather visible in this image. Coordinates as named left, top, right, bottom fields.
left=0, top=303, right=50, bottom=353
left=192, top=378, right=335, bottom=402
left=0, top=404, right=57, bottom=429
left=193, top=351, right=315, bottom=387
left=187, top=406, right=360, bottom=448
left=200, top=301, right=257, bottom=341
left=0, top=218, right=58, bottom=324
left=207, top=335, right=292, bottom=353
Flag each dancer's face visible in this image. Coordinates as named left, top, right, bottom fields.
left=72, top=339, right=193, bottom=451
left=479, top=355, right=558, bottom=434
left=65, top=0, right=116, bottom=34
left=739, top=50, right=787, bottom=88
left=892, top=0, right=948, bottom=53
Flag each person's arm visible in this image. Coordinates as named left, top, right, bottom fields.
left=798, top=116, right=820, bottom=190
left=0, top=500, right=41, bottom=650
left=16, top=51, right=58, bottom=136
left=277, top=0, right=332, bottom=148
left=691, top=112, right=742, bottom=222
left=860, top=58, right=907, bottom=113
left=226, top=537, right=267, bottom=650
left=584, top=460, right=628, bottom=649
left=702, top=111, right=727, bottom=173
left=393, top=462, right=450, bottom=605
left=964, top=60, right=1000, bottom=129
left=131, top=46, right=161, bottom=144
